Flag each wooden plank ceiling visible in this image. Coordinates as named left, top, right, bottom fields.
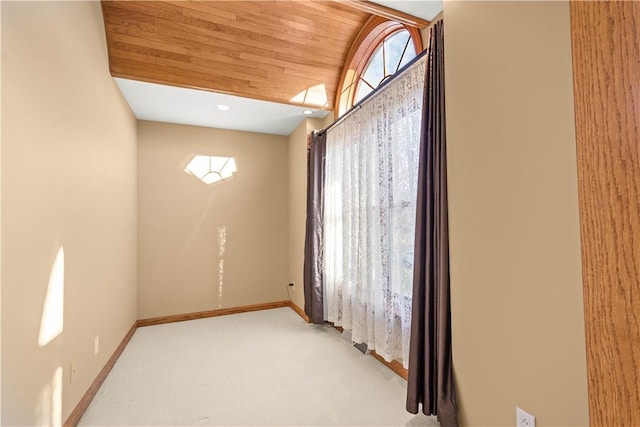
left=101, top=1, right=372, bottom=110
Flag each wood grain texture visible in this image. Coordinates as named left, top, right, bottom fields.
left=333, top=15, right=423, bottom=113
left=288, top=301, right=310, bottom=323
left=325, top=322, right=407, bottom=380
left=370, top=350, right=408, bottom=380
left=570, top=1, right=640, bottom=425
left=136, top=301, right=291, bottom=327
left=101, top=1, right=371, bottom=108
left=63, top=322, right=138, bottom=427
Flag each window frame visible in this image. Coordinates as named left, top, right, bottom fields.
left=334, top=16, right=423, bottom=117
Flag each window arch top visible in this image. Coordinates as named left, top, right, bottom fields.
left=336, top=17, right=423, bottom=117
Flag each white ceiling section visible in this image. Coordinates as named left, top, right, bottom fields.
left=115, top=78, right=328, bottom=136
left=375, top=0, right=443, bottom=21
left=113, top=1, right=442, bottom=136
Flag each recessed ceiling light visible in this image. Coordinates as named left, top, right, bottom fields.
left=303, top=110, right=313, bottom=115
left=217, top=104, right=231, bottom=111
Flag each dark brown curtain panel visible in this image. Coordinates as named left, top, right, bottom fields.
left=406, top=21, right=457, bottom=426
left=303, top=130, right=326, bottom=324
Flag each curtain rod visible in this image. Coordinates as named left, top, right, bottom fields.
left=317, top=47, right=429, bottom=135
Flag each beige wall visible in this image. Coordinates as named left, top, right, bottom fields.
left=286, top=118, right=324, bottom=311
left=1, top=1, right=138, bottom=424
left=0, top=3, right=3, bottom=422
left=137, top=121, right=289, bottom=319
left=444, top=1, right=589, bottom=425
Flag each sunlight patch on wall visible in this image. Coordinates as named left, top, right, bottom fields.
left=218, top=259, right=225, bottom=309
left=38, top=247, right=64, bottom=347
left=36, top=366, right=62, bottom=427
left=218, top=226, right=227, bottom=308
left=290, top=84, right=328, bottom=107
left=218, top=226, right=227, bottom=257
left=338, top=69, right=357, bottom=116
left=185, top=156, right=237, bottom=185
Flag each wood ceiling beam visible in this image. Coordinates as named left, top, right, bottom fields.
left=339, top=0, right=430, bottom=28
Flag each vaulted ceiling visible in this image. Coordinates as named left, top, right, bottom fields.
left=101, top=1, right=378, bottom=110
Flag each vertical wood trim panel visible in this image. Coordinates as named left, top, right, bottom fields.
left=570, top=1, right=640, bottom=425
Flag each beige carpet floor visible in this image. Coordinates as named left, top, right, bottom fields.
left=78, top=307, right=439, bottom=426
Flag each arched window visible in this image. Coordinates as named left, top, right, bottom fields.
left=336, top=17, right=423, bottom=117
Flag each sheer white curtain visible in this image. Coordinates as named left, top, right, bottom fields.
left=324, top=55, right=426, bottom=368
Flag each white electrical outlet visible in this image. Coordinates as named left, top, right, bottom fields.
left=516, top=407, right=535, bottom=427
left=94, top=336, right=100, bottom=355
